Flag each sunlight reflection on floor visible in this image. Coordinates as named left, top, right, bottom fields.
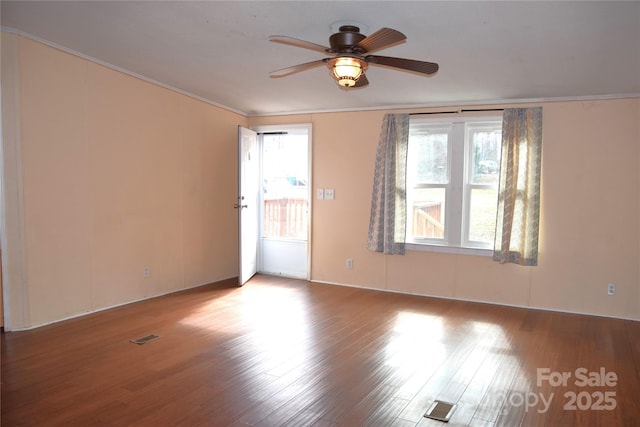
left=385, top=312, right=445, bottom=372
left=178, top=283, right=313, bottom=370
left=240, top=285, right=312, bottom=367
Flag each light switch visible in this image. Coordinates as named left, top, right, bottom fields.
left=317, top=188, right=324, bottom=200
left=325, top=188, right=335, bottom=200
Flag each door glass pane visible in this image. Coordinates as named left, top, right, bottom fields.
left=468, top=188, right=498, bottom=243
left=410, top=188, right=445, bottom=239
left=262, top=133, right=308, bottom=239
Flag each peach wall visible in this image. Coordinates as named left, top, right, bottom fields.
left=252, top=98, right=640, bottom=321
left=532, top=100, right=639, bottom=319
left=2, top=35, right=246, bottom=328
left=18, top=34, right=94, bottom=325
left=1, top=32, right=29, bottom=328
left=3, top=32, right=638, bottom=329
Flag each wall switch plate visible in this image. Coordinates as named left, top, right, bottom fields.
left=325, top=188, right=335, bottom=200
left=317, top=188, right=324, bottom=200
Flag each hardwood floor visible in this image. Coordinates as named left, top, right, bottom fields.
left=2, top=274, right=639, bottom=426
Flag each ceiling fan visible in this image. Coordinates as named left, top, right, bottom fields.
left=269, top=25, right=439, bottom=88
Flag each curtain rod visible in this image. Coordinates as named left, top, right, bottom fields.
left=409, top=108, right=505, bottom=116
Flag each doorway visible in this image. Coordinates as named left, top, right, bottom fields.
left=256, top=124, right=311, bottom=279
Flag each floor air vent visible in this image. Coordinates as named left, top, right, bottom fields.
left=424, top=400, right=457, bottom=422
left=130, top=334, right=160, bottom=345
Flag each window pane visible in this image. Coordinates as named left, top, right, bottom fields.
left=470, top=127, right=501, bottom=185
left=410, top=188, right=445, bottom=239
left=408, top=132, right=448, bottom=184
left=468, top=188, right=498, bottom=243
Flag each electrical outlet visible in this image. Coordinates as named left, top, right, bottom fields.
left=317, top=188, right=324, bottom=200
left=143, top=266, right=150, bottom=278
left=607, top=283, right=616, bottom=296
left=346, top=258, right=353, bottom=269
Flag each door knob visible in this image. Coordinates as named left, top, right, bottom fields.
left=234, top=195, right=247, bottom=209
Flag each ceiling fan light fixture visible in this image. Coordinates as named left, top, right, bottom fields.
left=329, top=57, right=367, bottom=87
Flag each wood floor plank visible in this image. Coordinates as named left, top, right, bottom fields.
left=2, top=274, right=639, bottom=426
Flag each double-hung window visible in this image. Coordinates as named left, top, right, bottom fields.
left=406, top=115, right=502, bottom=252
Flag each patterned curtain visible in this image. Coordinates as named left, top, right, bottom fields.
left=367, top=114, right=410, bottom=255
left=494, top=107, right=543, bottom=265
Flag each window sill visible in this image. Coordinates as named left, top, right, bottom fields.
left=406, top=243, right=493, bottom=257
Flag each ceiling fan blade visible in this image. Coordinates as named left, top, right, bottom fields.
left=354, top=74, right=369, bottom=88
left=269, top=59, right=327, bottom=78
left=269, top=35, right=330, bottom=54
left=357, top=28, right=406, bottom=53
left=366, top=55, right=439, bottom=75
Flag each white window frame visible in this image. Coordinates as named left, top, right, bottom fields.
left=406, top=115, right=502, bottom=256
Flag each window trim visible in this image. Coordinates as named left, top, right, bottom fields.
left=406, top=242, right=493, bottom=257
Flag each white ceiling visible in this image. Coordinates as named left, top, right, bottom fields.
left=2, top=1, right=639, bottom=116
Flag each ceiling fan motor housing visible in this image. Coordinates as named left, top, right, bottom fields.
left=329, top=25, right=367, bottom=53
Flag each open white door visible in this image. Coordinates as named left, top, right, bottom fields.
left=237, top=126, right=259, bottom=286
